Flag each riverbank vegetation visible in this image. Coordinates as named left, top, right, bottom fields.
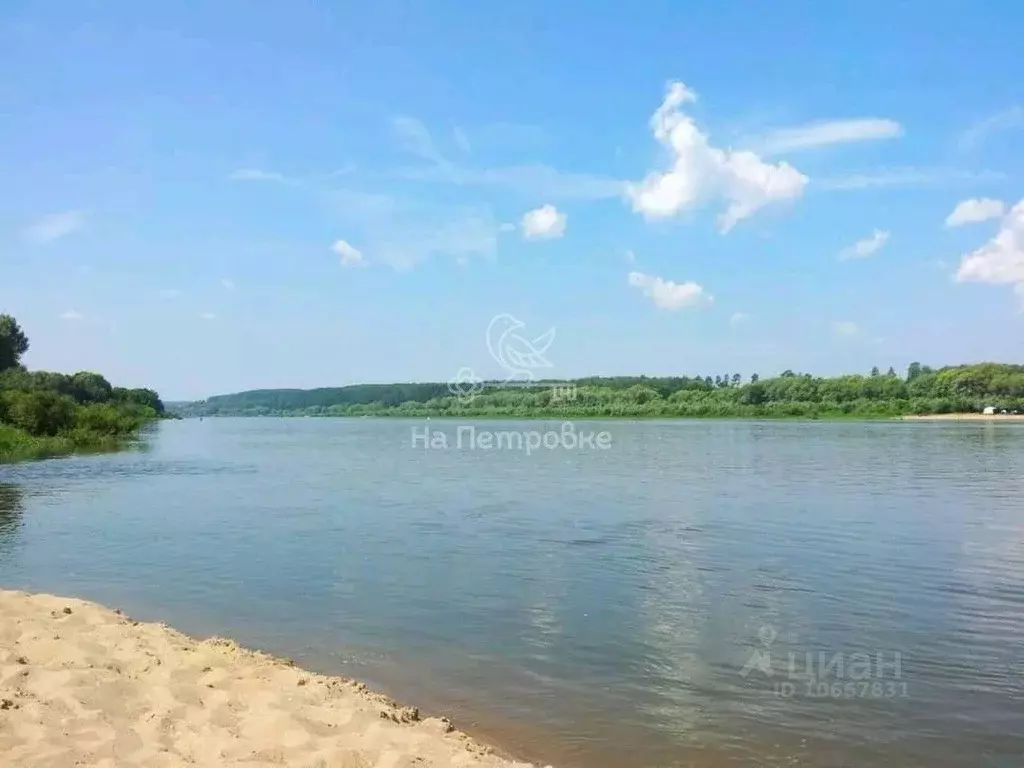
left=0, top=314, right=165, bottom=462
left=175, top=363, right=1024, bottom=420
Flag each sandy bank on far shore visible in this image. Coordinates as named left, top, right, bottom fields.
left=0, top=589, right=547, bottom=768
left=900, top=413, right=1024, bottom=422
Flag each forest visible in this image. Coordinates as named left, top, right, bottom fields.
left=0, top=314, right=165, bottom=461
left=175, top=362, right=1024, bottom=419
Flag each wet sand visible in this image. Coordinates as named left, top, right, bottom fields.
left=0, top=589, right=547, bottom=768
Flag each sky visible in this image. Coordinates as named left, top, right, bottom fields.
left=1, top=0, right=1022, bottom=400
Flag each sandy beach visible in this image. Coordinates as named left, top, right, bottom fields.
left=900, top=413, right=1024, bottom=421
left=0, top=590, right=545, bottom=768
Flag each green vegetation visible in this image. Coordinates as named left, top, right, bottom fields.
left=173, top=363, right=1024, bottom=420
left=0, top=314, right=165, bottom=462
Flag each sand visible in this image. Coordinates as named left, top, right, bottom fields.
left=0, top=590, right=547, bottom=768
left=899, top=413, right=1024, bottom=421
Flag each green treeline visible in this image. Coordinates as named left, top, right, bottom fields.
left=176, top=362, right=1024, bottom=419
left=0, top=314, right=165, bottom=462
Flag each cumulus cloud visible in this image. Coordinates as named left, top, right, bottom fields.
left=627, top=81, right=808, bottom=231
left=628, top=271, right=712, bottom=310
left=955, top=199, right=1024, bottom=300
left=945, top=198, right=1005, bottom=227
left=834, top=320, right=859, bottom=337
left=839, top=229, right=890, bottom=260
left=521, top=204, right=567, bottom=239
left=331, top=239, right=365, bottom=267
left=758, top=119, right=903, bottom=155
left=22, top=210, right=87, bottom=244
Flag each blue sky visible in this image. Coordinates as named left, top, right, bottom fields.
left=1, top=0, right=1022, bottom=400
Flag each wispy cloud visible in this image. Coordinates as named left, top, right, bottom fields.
left=945, top=198, right=1005, bottom=227
left=757, top=118, right=903, bottom=155
left=834, top=320, right=859, bottom=337
left=58, top=309, right=83, bottom=321
left=839, top=229, right=889, bottom=260
left=22, top=210, right=87, bottom=244
left=628, top=271, right=713, bottom=310
left=628, top=81, right=808, bottom=232
left=230, top=168, right=293, bottom=184
left=391, top=115, right=624, bottom=200
left=199, top=311, right=217, bottom=321
left=959, top=107, right=1024, bottom=152
left=730, top=311, right=751, bottom=326
left=158, top=289, right=182, bottom=300
left=819, top=167, right=1004, bottom=191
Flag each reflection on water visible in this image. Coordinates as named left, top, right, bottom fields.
left=0, top=419, right=1023, bottom=768
left=0, top=483, right=24, bottom=556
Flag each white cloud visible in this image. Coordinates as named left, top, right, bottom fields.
left=230, top=168, right=291, bottom=183
left=158, top=289, right=182, bottom=300
left=199, top=312, right=217, bottom=321
left=221, top=278, right=236, bottom=291
left=820, top=167, right=1003, bottom=191
left=58, top=310, right=83, bottom=321
left=834, top=320, right=859, bottom=337
left=628, top=271, right=712, bottom=310
left=625, top=249, right=636, bottom=263
left=331, top=239, right=365, bottom=267
left=521, top=204, right=567, bottom=239
left=839, top=229, right=890, bottom=260
left=945, top=198, right=1005, bottom=227
left=729, top=311, right=750, bottom=326
left=627, top=81, right=808, bottom=232
left=22, top=210, right=86, bottom=244
left=959, top=106, right=1024, bottom=151
left=498, top=222, right=517, bottom=233
left=955, top=199, right=1024, bottom=300
left=758, top=118, right=903, bottom=155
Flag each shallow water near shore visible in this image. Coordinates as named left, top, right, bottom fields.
left=1, top=417, right=1023, bottom=767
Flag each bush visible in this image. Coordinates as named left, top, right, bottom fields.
left=0, top=390, right=78, bottom=436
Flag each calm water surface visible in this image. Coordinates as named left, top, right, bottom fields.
left=1, top=418, right=1023, bottom=767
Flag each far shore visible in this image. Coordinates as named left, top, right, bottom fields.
left=0, top=589, right=545, bottom=768
left=900, top=413, right=1024, bottom=422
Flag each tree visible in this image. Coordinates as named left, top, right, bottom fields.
left=871, top=366, right=880, bottom=377
left=750, top=373, right=759, bottom=384
left=886, top=366, right=897, bottom=378
left=731, top=373, right=741, bottom=387
left=714, top=375, right=722, bottom=387
left=907, top=362, right=923, bottom=382
left=781, top=370, right=796, bottom=378
left=0, top=314, right=29, bottom=372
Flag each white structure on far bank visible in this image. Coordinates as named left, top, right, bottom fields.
left=982, top=406, right=996, bottom=415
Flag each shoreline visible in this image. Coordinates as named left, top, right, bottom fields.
left=899, top=413, right=1024, bottom=421
left=0, top=589, right=547, bottom=768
